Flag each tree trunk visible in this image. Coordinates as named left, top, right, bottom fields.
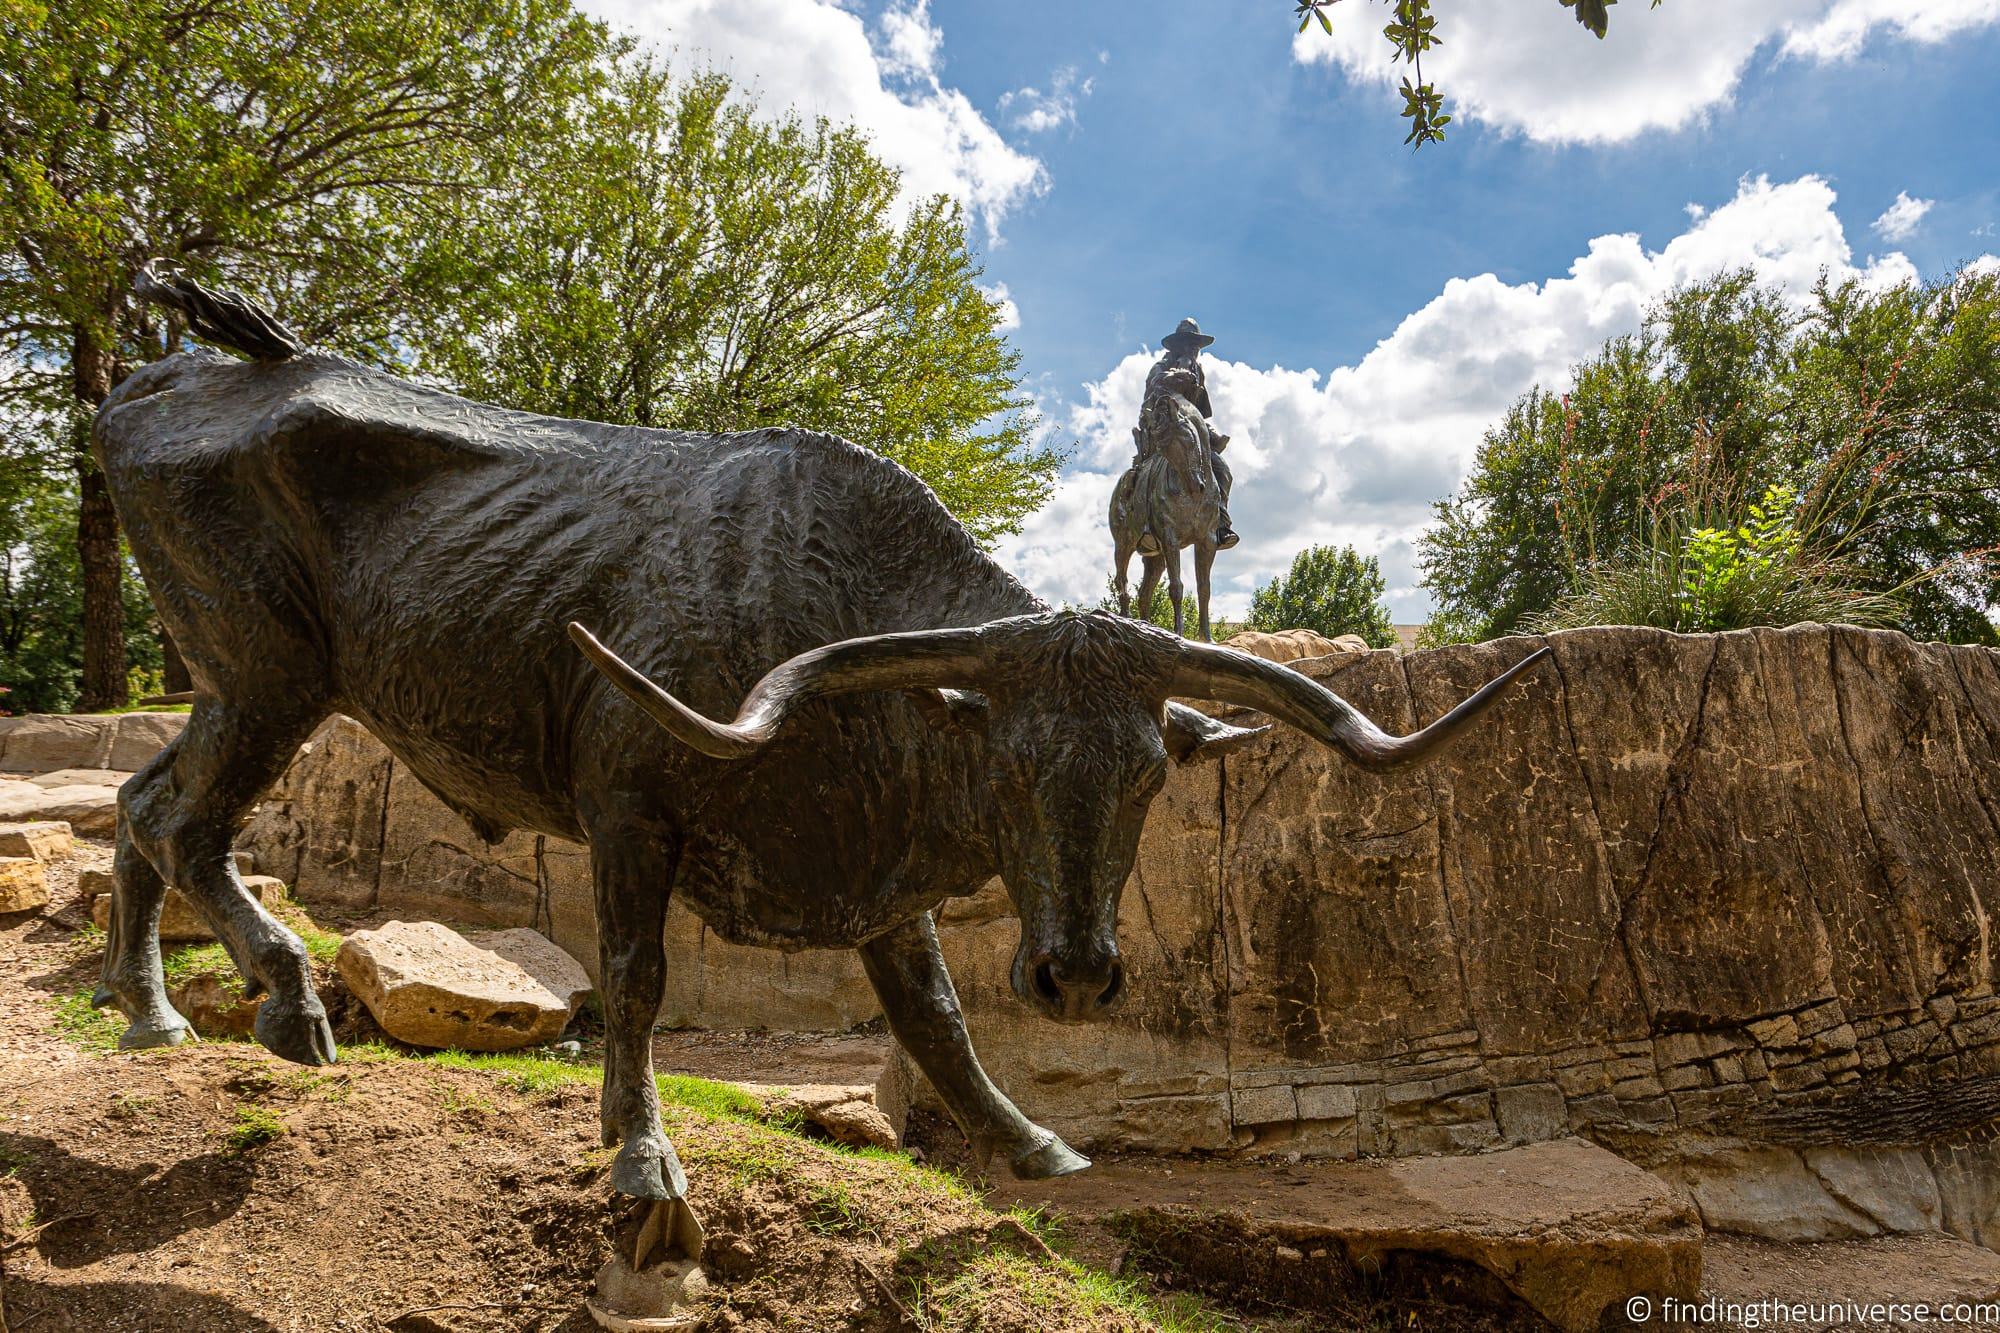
left=72, top=325, right=129, bottom=712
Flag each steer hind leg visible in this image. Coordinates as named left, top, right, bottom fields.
left=121, top=696, right=334, bottom=1065
left=860, top=912, right=1088, bottom=1180
left=590, top=834, right=686, bottom=1201
left=94, top=743, right=193, bottom=1049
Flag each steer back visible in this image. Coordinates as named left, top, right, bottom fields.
left=95, top=345, right=1039, bottom=943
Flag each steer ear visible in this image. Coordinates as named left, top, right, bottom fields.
left=907, top=687, right=990, bottom=737
left=1162, top=701, right=1268, bottom=765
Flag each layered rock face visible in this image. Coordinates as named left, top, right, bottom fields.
left=238, top=624, right=2000, bottom=1241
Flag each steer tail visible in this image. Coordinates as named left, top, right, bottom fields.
left=134, top=260, right=302, bottom=361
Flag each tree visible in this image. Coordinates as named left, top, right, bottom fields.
left=423, top=66, right=1057, bottom=546
left=1419, top=268, right=2000, bottom=644
left=0, top=0, right=615, bottom=707
left=1091, top=576, right=1234, bottom=639
left=1248, top=544, right=1397, bottom=647
left=0, top=405, right=162, bottom=712
left=1293, top=0, right=1664, bottom=145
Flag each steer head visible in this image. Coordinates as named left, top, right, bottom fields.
left=568, top=611, right=1547, bottom=1025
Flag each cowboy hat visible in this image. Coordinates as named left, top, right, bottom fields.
left=1161, top=317, right=1215, bottom=351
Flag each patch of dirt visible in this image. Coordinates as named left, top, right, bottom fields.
left=0, top=840, right=1181, bottom=1332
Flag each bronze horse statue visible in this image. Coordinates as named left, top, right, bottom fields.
left=1110, top=369, right=1225, bottom=640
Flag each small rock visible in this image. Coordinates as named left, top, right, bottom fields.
left=168, top=972, right=260, bottom=1037
left=759, top=1083, right=901, bottom=1150
left=0, top=856, right=49, bottom=914
left=0, top=820, right=73, bottom=861
left=810, top=1099, right=899, bottom=1151
left=335, top=920, right=591, bottom=1052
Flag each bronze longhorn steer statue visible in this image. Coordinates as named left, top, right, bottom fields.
left=89, top=268, right=1547, bottom=1203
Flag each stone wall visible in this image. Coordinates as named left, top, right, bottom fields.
left=237, top=624, right=2000, bottom=1239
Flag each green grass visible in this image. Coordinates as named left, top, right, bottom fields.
left=805, top=1179, right=879, bottom=1238
left=912, top=1247, right=1229, bottom=1333
left=415, top=1050, right=766, bottom=1126
left=657, top=1072, right=763, bottom=1122
left=51, top=990, right=123, bottom=1052
left=423, top=1049, right=598, bottom=1095
left=223, top=1102, right=286, bottom=1155
left=157, top=902, right=341, bottom=991
left=159, top=940, right=232, bottom=989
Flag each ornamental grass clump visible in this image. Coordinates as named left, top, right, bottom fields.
left=1531, top=482, right=1904, bottom=634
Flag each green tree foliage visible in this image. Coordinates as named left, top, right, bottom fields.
left=0, top=2, right=1050, bottom=710
left=1247, top=544, right=1397, bottom=647
left=1420, top=268, right=2000, bottom=643
left=0, top=409, right=160, bottom=712
left=425, top=67, right=1056, bottom=545
left=0, top=0, right=613, bottom=707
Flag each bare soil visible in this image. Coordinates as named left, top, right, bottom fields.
left=0, top=842, right=1172, bottom=1333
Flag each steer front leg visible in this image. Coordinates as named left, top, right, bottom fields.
left=859, top=912, right=1089, bottom=1180
left=590, top=835, right=687, bottom=1201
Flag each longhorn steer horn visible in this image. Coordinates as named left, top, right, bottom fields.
left=567, top=621, right=994, bottom=759
left=1170, top=642, right=1551, bottom=771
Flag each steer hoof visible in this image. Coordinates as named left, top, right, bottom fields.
left=255, top=1000, right=336, bottom=1067
left=1010, top=1131, right=1091, bottom=1181
left=611, top=1135, right=690, bottom=1201
left=120, top=1012, right=196, bottom=1051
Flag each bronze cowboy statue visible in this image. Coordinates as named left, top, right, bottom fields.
left=1110, top=317, right=1238, bottom=641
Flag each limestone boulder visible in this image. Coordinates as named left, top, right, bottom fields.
left=89, top=871, right=287, bottom=941
left=108, top=711, right=187, bottom=772
left=0, top=820, right=73, bottom=861
left=1222, top=627, right=1370, bottom=663
left=335, top=921, right=590, bottom=1051
left=0, top=769, right=127, bottom=836
left=0, top=714, right=115, bottom=773
left=0, top=711, right=182, bottom=775
left=0, top=856, right=48, bottom=913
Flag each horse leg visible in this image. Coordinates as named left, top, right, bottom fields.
left=1165, top=542, right=1186, bottom=638
left=1114, top=535, right=1136, bottom=617
left=1195, top=541, right=1216, bottom=643
left=1135, top=556, right=1165, bottom=624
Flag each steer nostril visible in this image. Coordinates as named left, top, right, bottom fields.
left=1095, top=962, right=1124, bottom=1009
left=1032, top=959, right=1062, bottom=1005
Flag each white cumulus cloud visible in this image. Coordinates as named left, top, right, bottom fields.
left=982, top=282, right=1021, bottom=332
left=997, top=175, right=1958, bottom=622
left=1293, top=0, right=2000, bottom=145
left=578, top=0, right=1045, bottom=235
left=999, top=66, right=1096, bottom=135
left=1873, top=191, right=1935, bottom=241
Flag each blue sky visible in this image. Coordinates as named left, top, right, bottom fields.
left=584, top=0, right=2000, bottom=620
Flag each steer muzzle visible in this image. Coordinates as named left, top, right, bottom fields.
left=1013, top=944, right=1126, bottom=1023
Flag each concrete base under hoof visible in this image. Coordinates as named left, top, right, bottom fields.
left=587, top=1199, right=709, bottom=1332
